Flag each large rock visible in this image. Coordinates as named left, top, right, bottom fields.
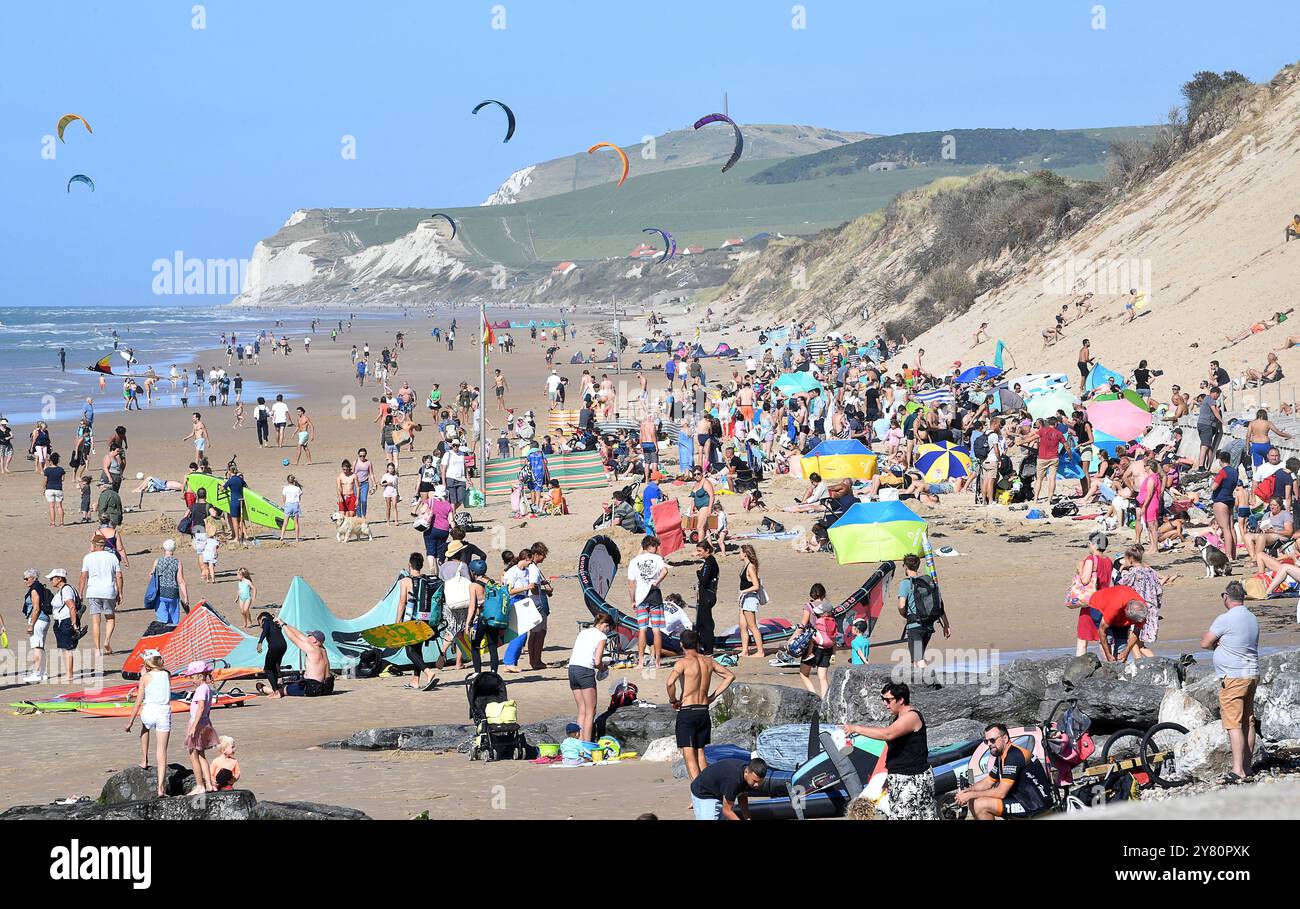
left=641, top=737, right=679, bottom=763
left=1183, top=673, right=1222, bottom=719
left=1118, top=656, right=1187, bottom=689
left=394, top=725, right=477, bottom=753
left=712, top=717, right=762, bottom=749
left=2, top=791, right=258, bottom=820
left=1158, top=688, right=1212, bottom=731
left=1260, top=650, right=1300, bottom=685
left=1173, top=723, right=1266, bottom=782
left=824, top=663, right=1041, bottom=727
left=710, top=683, right=822, bottom=729
left=252, top=800, right=371, bottom=820
left=1061, top=653, right=1102, bottom=689
left=927, top=718, right=987, bottom=750
left=603, top=704, right=677, bottom=753
left=100, top=764, right=196, bottom=804
left=824, top=665, right=896, bottom=725
left=522, top=716, right=578, bottom=745
left=1257, top=672, right=1300, bottom=740
left=1061, top=676, right=1165, bottom=727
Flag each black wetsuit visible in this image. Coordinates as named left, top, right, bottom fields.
left=257, top=614, right=288, bottom=689
left=696, top=555, right=719, bottom=653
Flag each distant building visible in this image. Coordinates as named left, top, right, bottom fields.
left=720, top=238, right=744, bottom=249
left=552, top=261, right=577, bottom=276
left=628, top=243, right=660, bottom=259
left=867, top=161, right=903, bottom=172
left=681, top=246, right=705, bottom=256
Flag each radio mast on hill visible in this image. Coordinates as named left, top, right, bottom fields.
left=723, top=91, right=728, bottom=116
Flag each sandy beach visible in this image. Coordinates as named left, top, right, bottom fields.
left=1, top=309, right=1296, bottom=819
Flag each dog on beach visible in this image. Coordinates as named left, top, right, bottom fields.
left=331, top=512, right=374, bottom=543
left=1193, top=536, right=1231, bottom=578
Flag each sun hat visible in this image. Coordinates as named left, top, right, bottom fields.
left=445, top=540, right=466, bottom=559
left=46, top=568, right=68, bottom=580
left=180, top=660, right=213, bottom=677
left=434, top=484, right=448, bottom=499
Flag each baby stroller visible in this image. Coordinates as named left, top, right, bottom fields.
left=466, top=671, right=528, bottom=762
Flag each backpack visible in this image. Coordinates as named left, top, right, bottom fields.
left=812, top=614, right=837, bottom=649
left=24, top=582, right=53, bottom=619
left=972, top=433, right=991, bottom=463
left=785, top=624, right=815, bottom=659
left=412, top=575, right=444, bottom=627
left=905, top=575, right=945, bottom=627
left=480, top=582, right=512, bottom=630
left=1254, top=474, right=1277, bottom=502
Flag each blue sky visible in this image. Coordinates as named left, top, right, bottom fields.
left=2, top=0, right=1297, bottom=305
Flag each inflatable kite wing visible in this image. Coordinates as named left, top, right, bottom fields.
left=57, top=113, right=92, bottom=142
left=472, top=99, right=516, bottom=143
left=588, top=142, right=630, bottom=187
left=641, top=228, right=674, bottom=263
left=67, top=174, right=94, bottom=193
left=693, top=113, right=743, bottom=173
left=429, top=212, right=458, bottom=239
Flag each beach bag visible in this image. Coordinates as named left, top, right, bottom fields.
left=906, top=575, right=944, bottom=626
left=812, top=614, right=837, bottom=648
left=1254, top=474, right=1278, bottom=502
left=176, top=513, right=194, bottom=536
left=1065, top=570, right=1097, bottom=609
left=972, top=434, right=991, bottom=463
left=786, top=624, right=815, bottom=659
left=481, top=582, right=511, bottom=629
left=413, top=575, right=444, bottom=627
left=143, top=572, right=160, bottom=612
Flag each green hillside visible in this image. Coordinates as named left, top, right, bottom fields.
left=748, top=126, right=1161, bottom=184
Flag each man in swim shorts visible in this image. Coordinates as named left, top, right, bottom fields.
left=182, top=413, right=207, bottom=456
left=666, top=629, right=735, bottom=782
left=256, top=624, right=332, bottom=698
left=336, top=459, right=359, bottom=516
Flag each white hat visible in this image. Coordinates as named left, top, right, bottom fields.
left=433, top=484, right=447, bottom=499
left=46, top=568, right=68, bottom=580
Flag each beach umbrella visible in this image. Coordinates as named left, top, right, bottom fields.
left=1092, top=429, right=1128, bottom=457
left=827, top=500, right=928, bottom=565
left=956, top=364, right=1003, bottom=384
left=1092, top=388, right=1151, bottom=411
left=915, top=443, right=973, bottom=482
left=802, top=439, right=879, bottom=481
left=774, top=372, right=822, bottom=395
left=1084, top=362, right=1126, bottom=394
left=1027, top=388, right=1078, bottom=421
left=991, top=385, right=1026, bottom=413
left=1006, top=372, right=1070, bottom=395
left=1087, top=397, right=1153, bottom=443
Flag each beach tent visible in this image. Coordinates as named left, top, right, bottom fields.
left=827, top=500, right=927, bottom=565
left=276, top=576, right=465, bottom=672
left=956, top=365, right=1003, bottom=384
left=713, top=342, right=739, bottom=357
left=1084, top=363, right=1126, bottom=394
left=595, top=418, right=682, bottom=443
left=492, top=320, right=510, bottom=329
left=1058, top=449, right=1086, bottom=480
left=569, top=353, right=588, bottom=364
left=1007, top=373, right=1070, bottom=396
left=802, top=439, right=878, bottom=481
left=991, top=385, right=1026, bottom=414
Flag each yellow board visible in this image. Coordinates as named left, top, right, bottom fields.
left=360, top=621, right=434, bottom=648
left=801, top=453, right=877, bottom=482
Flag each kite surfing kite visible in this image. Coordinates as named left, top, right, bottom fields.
left=472, top=99, right=516, bottom=143
left=587, top=142, right=630, bottom=187
left=87, top=352, right=140, bottom=376
left=67, top=174, right=95, bottom=193
left=642, top=227, right=675, bottom=263
left=57, top=114, right=92, bottom=142
left=693, top=112, right=743, bottom=173
left=428, top=212, right=458, bottom=239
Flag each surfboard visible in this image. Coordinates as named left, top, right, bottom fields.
left=75, top=694, right=256, bottom=717
left=186, top=472, right=296, bottom=532
left=50, top=668, right=253, bottom=703
left=360, top=621, right=433, bottom=649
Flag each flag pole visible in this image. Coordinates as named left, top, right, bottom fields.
left=479, top=302, right=487, bottom=501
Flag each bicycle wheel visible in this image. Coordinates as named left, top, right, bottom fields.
left=1141, top=722, right=1190, bottom=788
left=1099, top=727, right=1149, bottom=784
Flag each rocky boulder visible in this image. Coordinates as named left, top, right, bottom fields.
left=1116, top=656, right=1188, bottom=689
left=100, top=764, right=196, bottom=804
left=1257, top=672, right=1300, bottom=740
left=927, top=718, right=988, bottom=750
left=329, top=724, right=475, bottom=752
left=252, top=800, right=372, bottom=820
left=3, top=790, right=370, bottom=821
left=1158, top=688, right=1212, bottom=731
left=1260, top=650, right=1300, bottom=685
left=823, top=665, right=896, bottom=725
left=603, top=704, right=677, bottom=753
left=1173, top=723, right=1266, bottom=782
left=1182, top=673, right=1222, bottom=719
left=1058, top=676, right=1164, bottom=727
left=712, top=717, right=763, bottom=749
left=710, top=683, right=822, bottom=729
left=1060, top=653, right=1102, bottom=689
left=641, top=737, right=679, bottom=763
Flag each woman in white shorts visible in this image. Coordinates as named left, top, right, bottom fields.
left=123, top=649, right=173, bottom=797
left=737, top=544, right=764, bottom=658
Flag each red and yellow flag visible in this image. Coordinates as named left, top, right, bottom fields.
left=481, top=312, right=496, bottom=364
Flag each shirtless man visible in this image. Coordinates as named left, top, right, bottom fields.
left=970, top=322, right=989, bottom=348
left=336, top=459, right=360, bottom=517
left=1076, top=339, right=1094, bottom=393
left=493, top=369, right=509, bottom=412
left=599, top=374, right=616, bottom=419
left=295, top=407, right=315, bottom=465
left=256, top=623, right=331, bottom=697
left=1247, top=409, right=1293, bottom=473
left=639, top=412, right=659, bottom=483
left=1163, top=384, right=1189, bottom=424
left=181, top=413, right=208, bottom=460
left=736, top=381, right=756, bottom=430
left=666, top=629, right=736, bottom=781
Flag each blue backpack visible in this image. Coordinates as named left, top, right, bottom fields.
left=480, top=582, right=512, bottom=630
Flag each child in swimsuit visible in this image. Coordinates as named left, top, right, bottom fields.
left=235, top=568, right=256, bottom=628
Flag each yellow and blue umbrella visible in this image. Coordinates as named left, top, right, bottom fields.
left=915, top=442, right=973, bottom=482
left=802, top=439, right=878, bottom=481
left=827, top=500, right=928, bottom=565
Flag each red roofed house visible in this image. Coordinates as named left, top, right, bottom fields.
left=629, top=243, right=661, bottom=259
left=552, top=261, right=577, bottom=276
left=720, top=238, right=744, bottom=249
